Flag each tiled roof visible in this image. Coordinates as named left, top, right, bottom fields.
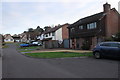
left=43, top=23, right=69, bottom=34
left=43, top=26, right=62, bottom=34
left=68, top=12, right=105, bottom=27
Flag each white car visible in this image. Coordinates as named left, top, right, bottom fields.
left=31, top=42, right=42, bottom=46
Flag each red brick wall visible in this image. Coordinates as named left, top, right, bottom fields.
left=90, top=37, right=97, bottom=49
left=119, top=15, right=120, bottom=31
left=62, top=24, right=69, bottom=39
left=105, top=9, right=119, bottom=37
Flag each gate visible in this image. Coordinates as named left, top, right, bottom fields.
left=63, top=39, right=69, bottom=48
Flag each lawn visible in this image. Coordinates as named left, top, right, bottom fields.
left=19, top=46, right=40, bottom=49
left=18, top=46, right=41, bottom=52
left=25, top=52, right=93, bottom=58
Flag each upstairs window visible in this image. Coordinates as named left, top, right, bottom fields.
left=87, top=22, right=97, bottom=29
left=46, top=34, right=48, bottom=37
left=79, top=25, right=83, bottom=29
left=71, top=28, right=74, bottom=32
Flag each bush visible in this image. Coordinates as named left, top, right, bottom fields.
left=112, top=31, right=120, bottom=42
left=104, top=37, right=113, bottom=41
left=81, top=42, right=90, bottom=50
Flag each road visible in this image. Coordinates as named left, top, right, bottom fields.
left=2, top=43, right=119, bottom=78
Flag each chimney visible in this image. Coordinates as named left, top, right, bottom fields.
left=103, top=2, right=111, bottom=13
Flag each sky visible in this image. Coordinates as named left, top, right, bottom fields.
left=0, top=0, right=120, bottom=35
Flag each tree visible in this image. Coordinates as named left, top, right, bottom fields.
left=28, top=28, right=34, bottom=32
left=35, top=26, right=44, bottom=32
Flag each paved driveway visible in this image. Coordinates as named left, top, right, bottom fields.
left=2, top=43, right=119, bottom=78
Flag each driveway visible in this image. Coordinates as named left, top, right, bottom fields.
left=2, top=43, right=119, bottom=78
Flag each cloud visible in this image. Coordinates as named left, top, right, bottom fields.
left=1, top=0, right=119, bottom=35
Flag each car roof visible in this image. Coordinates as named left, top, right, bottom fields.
left=100, top=42, right=120, bottom=44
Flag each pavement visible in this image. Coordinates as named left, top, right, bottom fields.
left=2, top=43, right=119, bottom=78
left=31, top=48, right=92, bottom=53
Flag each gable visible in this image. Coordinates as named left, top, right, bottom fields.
left=4, top=35, right=14, bottom=40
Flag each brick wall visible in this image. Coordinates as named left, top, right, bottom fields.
left=62, top=24, right=69, bottom=39
left=91, top=37, right=97, bottom=49
left=105, top=9, right=119, bottom=37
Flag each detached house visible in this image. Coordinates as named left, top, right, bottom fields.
left=20, top=32, right=29, bottom=43
left=68, top=3, right=120, bottom=50
left=38, top=23, right=70, bottom=48
left=4, top=34, right=14, bottom=42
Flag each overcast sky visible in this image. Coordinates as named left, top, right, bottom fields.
left=0, top=0, right=119, bottom=35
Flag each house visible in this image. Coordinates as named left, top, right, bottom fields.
left=12, top=34, right=20, bottom=42
left=68, top=3, right=120, bottom=50
left=37, top=23, right=70, bottom=48
left=20, top=32, right=29, bottom=43
left=4, top=34, right=14, bottom=42
left=20, top=26, right=44, bottom=43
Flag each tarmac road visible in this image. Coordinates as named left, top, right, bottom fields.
left=2, top=43, right=119, bottom=78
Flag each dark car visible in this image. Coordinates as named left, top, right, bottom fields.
left=93, top=42, right=120, bottom=59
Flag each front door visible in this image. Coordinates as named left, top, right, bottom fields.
left=82, top=37, right=92, bottom=50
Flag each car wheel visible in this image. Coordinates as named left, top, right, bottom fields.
left=94, top=52, right=101, bottom=59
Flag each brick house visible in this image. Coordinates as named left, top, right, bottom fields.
left=68, top=3, right=120, bottom=50
left=37, top=23, right=70, bottom=48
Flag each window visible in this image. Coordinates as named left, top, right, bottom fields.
left=110, top=43, right=120, bottom=47
left=79, top=25, right=83, bottom=29
left=100, top=43, right=120, bottom=48
left=87, top=22, right=97, bottom=29
left=71, top=28, right=74, bottom=32
left=52, top=32, right=55, bottom=36
left=100, top=43, right=110, bottom=47
left=45, top=34, right=48, bottom=37
left=11, top=39, right=13, bottom=41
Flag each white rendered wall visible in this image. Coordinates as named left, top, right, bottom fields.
left=54, top=28, right=62, bottom=41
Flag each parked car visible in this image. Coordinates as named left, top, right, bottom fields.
left=93, top=42, right=120, bottom=59
left=20, top=42, right=42, bottom=47
left=31, top=42, right=42, bottom=46
left=20, top=43, right=29, bottom=47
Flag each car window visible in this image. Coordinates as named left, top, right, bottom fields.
left=100, top=43, right=110, bottom=47
left=110, top=43, right=120, bottom=47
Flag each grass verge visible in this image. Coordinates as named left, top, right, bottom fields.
left=19, top=46, right=40, bottom=49
left=24, top=52, right=93, bottom=58
left=18, top=46, right=41, bottom=52
left=2, top=45, right=8, bottom=48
